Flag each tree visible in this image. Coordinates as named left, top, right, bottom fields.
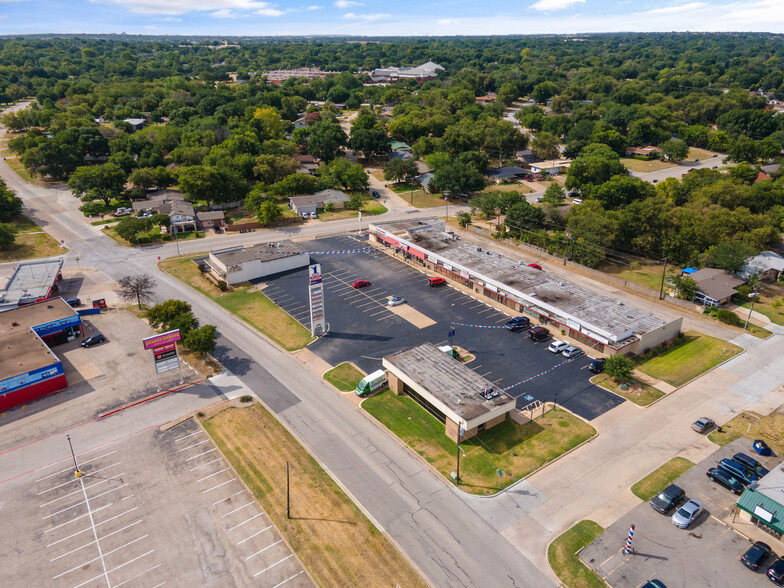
left=726, top=136, right=758, bottom=163
left=0, top=179, right=23, bottom=221
left=346, top=192, right=368, bottom=211
left=605, top=355, right=633, bottom=382
left=671, top=275, right=698, bottom=301
left=67, top=163, right=127, bottom=205
left=115, top=217, right=152, bottom=242
left=430, top=161, right=485, bottom=194
left=0, top=223, right=17, bottom=249
left=184, top=324, right=218, bottom=354
left=728, top=162, right=759, bottom=185
left=660, top=139, right=689, bottom=162
left=271, top=173, right=320, bottom=197
left=319, top=158, right=369, bottom=191
left=531, top=132, right=561, bottom=161
left=177, top=166, right=249, bottom=208
left=457, top=212, right=472, bottom=227
left=306, top=120, right=347, bottom=162
left=700, top=242, right=758, bottom=272
left=253, top=154, right=299, bottom=185
left=115, top=274, right=156, bottom=309
left=150, top=213, right=171, bottom=230
left=565, top=199, right=618, bottom=267
left=146, top=299, right=199, bottom=335
left=593, top=174, right=656, bottom=209
left=349, top=127, right=389, bottom=159
left=257, top=200, right=282, bottom=225
left=542, top=183, right=566, bottom=207
left=505, top=201, right=546, bottom=235
left=565, top=143, right=628, bottom=198
left=383, top=158, right=418, bottom=183
left=127, top=167, right=159, bottom=196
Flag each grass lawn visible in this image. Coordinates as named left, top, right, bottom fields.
left=159, top=256, right=314, bottom=351
left=547, top=520, right=605, bottom=588
left=324, top=362, right=365, bottom=392
left=635, top=331, right=742, bottom=387
left=483, top=183, right=532, bottom=194
left=631, top=457, right=695, bottom=501
left=687, top=147, right=719, bottom=161
left=318, top=200, right=388, bottom=221
left=390, top=186, right=446, bottom=208
left=708, top=410, right=784, bottom=453
left=738, top=289, right=784, bottom=326
left=620, top=158, right=676, bottom=173
left=203, top=404, right=426, bottom=588
left=600, top=262, right=674, bottom=292
left=590, top=373, right=664, bottom=406
left=363, top=390, right=595, bottom=495
left=103, top=225, right=205, bottom=247
left=0, top=215, right=63, bottom=262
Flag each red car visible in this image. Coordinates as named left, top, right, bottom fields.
left=352, top=279, right=371, bottom=288
left=528, top=263, right=542, bottom=270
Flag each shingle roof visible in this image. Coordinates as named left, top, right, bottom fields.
left=691, top=268, right=745, bottom=301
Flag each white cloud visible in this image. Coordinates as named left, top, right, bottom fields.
left=93, top=0, right=278, bottom=15
left=307, top=4, right=321, bottom=9
left=644, top=2, right=706, bottom=15
left=530, top=0, right=585, bottom=12
left=721, top=0, right=784, bottom=24
left=211, top=9, right=238, bottom=18
left=255, top=7, right=285, bottom=15
left=343, top=11, right=389, bottom=21
left=334, top=0, right=362, bottom=7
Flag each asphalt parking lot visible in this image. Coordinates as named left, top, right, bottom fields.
left=580, top=438, right=783, bottom=587
left=2, top=418, right=310, bottom=588
left=259, top=234, right=624, bottom=420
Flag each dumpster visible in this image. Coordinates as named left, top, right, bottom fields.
left=753, top=440, right=772, bottom=456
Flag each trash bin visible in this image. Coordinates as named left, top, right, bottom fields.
left=753, top=440, right=772, bottom=456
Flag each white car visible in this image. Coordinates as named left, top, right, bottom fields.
left=301, top=211, right=309, bottom=219
left=388, top=296, right=406, bottom=307
left=572, top=198, right=583, bottom=205
left=548, top=340, right=569, bottom=353
left=309, top=211, right=317, bottom=219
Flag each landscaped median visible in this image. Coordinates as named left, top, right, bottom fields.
left=202, top=403, right=426, bottom=588
left=323, top=362, right=365, bottom=392
left=160, top=254, right=314, bottom=351
left=590, top=373, right=664, bottom=406
left=631, top=457, right=695, bottom=502
left=362, top=390, right=595, bottom=495
left=547, top=520, right=606, bottom=588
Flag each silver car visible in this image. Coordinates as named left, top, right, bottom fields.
left=548, top=340, right=569, bottom=353
left=671, top=499, right=702, bottom=529
left=388, top=296, right=406, bottom=307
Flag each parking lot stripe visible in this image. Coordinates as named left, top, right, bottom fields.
left=112, top=563, right=162, bottom=588
left=273, top=571, right=304, bottom=588
left=202, top=479, right=237, bottom=493
left=196, top=468, right=229, bottom=483
left=178, top=439, right=210, bottom=452
left=368, top=310, right=388, bottom=317
left=43, top=483, right=129, bottom=520
left=227, top=512, right=264, bottom=531
left=174, top=431, right=201, bottom=443
left=245, top=539, right=282, bottom=560
left=184, top=448, right=217, bottom=461
left=237, top=525, right=272, bottom=545
left=188, top=457, right=222, bottom=472
left=52, top=534, right=148, bottom=579
left=71, top=549, right=154, bottom=588
left=212, top=489, right=246, bottom=505
left=254, top=554, right=294, bottom=577
left=35, top=451, right=119, bottom=483
left=50, top=539, right=97, bottom=561
left=221, top=502, right=255, bottom=518
left=46, top=508, right=139, bottom=547
left=45, top=503, right=114, bottom=534
left=41, top=478, right=110, bottom=507
left=75, top=476, right=110, bottom=587
left=150, top=582, right=166, bottom=588
left=37, top=462, right=122, bottom=495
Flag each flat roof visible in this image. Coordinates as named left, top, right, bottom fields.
left=372, top=219, right=666, bottom=341
left=0, top=260, right=63, bottom=310
left=383, top=344, right=515, bottom=424
left=211, top=240, right=308, bottom=265
left=0, top=297, right=78, bottom=333
left=0, top=329, right=59, bottom=380
left=753, top=465, right=784, bottom=504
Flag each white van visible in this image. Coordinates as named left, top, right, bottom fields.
left=355, top=369, right=387, bottom=397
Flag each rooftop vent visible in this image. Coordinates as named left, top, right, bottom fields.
left=477, top=247, right=482, bottom=252
left=617, top=301, right=624, bottom=306
left=47, top=304, right=54, bottom=309
left=11, top=321, right=19, bottom=327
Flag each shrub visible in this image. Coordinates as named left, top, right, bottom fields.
left=716, top=309, right=743, bottom=326
left=605, top=355, right=633, bottom=381
left=161, top=234, right=173, bottom=241
left=217, top=280, right=228, bottom=291
left=240, top=395, right=253, bottom=403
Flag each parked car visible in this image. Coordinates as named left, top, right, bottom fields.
left=65, top=297, right=81, bottom=307
left=371, top=190, right=380, bottom=198
left=428, top=276, right=446, bottom=287
left=706, top=467, right=744, bottom=495
left=81, top=333, right=105, bottom=348
left=640, top=581, right=666, bottom=588
left=691, top=417, right=715, bottom=433
left=301, top=211, right=309, bottom=219
left=572, top=198, right=583, bottom=205
left=650, top=484, right=685, bottom=514
left=588, top=357, right=606, bottom=374
left=718, top=458, right=759, bottom=485
left=671, top=499, right=702, bottom=529
left=527, top=263, right=542, bottom=270
left=741, top=541, right=772, bottom=571
left=528, top=326, right=549, bottom=342
left=767, top=556, right=784, bottom=584
left=562, top=345, right=583, bottom=359
left=351, top=279, right=371, bottom=289
left=548, top=340, right=569, bottom=353
left=505, top=316, right=531, bottom=332
left=309, top=211, right=317, bottom=219
left=733, top=452, right=769, bottom=477
left=388, top=296, right=406, bottom=307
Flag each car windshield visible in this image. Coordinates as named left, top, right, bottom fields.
left=676, top=506, right=691, bottom=517
left=657, top=492, right=671, bottom=502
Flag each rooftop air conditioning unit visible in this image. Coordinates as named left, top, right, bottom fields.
left=617, top=301, right=624, bottom=306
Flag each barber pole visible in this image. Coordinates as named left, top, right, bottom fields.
left=624, top=524, right=635, bottom=554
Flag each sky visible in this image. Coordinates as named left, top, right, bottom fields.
left=0, top=0, right=784, bottom=36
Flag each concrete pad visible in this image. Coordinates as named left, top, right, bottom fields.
left=386, top=303, right=436, bottom=328
left=586, top=488, right=641, bottom=529
left=501, top=514, right=560, bottom=586
left=208, top=371, right=254, bottom=400
left=674, top=437, right=719, bottom=465
left=292, top=347, right=334, bottom=376
left=744, top=385, right=784, bottom=416
left=61, top=349, right=104, bottom=380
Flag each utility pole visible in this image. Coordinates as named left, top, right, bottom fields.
left=286, top=461, right=290, bottom=519
left=745, top=291, right=760, bottom=330
left=658, top=256, right=669, bottom=300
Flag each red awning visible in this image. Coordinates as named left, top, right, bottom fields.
left=383, top=236, right=399, bottom=247
left=408, top=248, right=425, bottom=260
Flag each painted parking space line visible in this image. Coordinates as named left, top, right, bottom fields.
left=35, top=451, right=119, bottom=483
left=237, top=525, right=272, bottom=545
left=196, top=468, right=229, bottom=483
left=188, top=457, right=222, bottom=472
left=368, top=310, right=389, bottom=317
left=52, top=534, right=148, bottom=580
left=45, top=502, right=114, bottom=533
left=113, top=563, right=163, bottom=588
left=37, top=462, right=122, bottom=495
left=46, top=507, right=139, bottom=546
left=184, top=448, right=217, bottom=462
left=41, top=477, right=112, bottom=507
left=202, top=479, right=237, bottom=493
left=174, top=431, right=202, bottom=443
left=221, top=502, right=255, bottom=518
left=212, top=489, right=246, bottom=506
left=245, top=539, right=282, bottom=560
left=43, top=482, right=129, bottom=519
left=68, top=549, right=155, bottom=588
left=273, top=571, right=305, bottom=588
left=254, top=554, right=294, bottom=577
left=178, top=439, right=210, bottom=452
left=227, top=512, right=264, bottom=532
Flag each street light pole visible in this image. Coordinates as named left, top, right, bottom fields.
left=445, top=194, right=449, bottom=224
left=174, top=226, right=180, bottom=256
left=745, top=292, right=760, bottom=330
left=67, top=434, right=82, bottom=478
left=449, top=304, right=455, bottom=348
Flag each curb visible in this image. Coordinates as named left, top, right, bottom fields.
left=98, top=378, right=205, bottom=419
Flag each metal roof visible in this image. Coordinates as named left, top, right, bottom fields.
left=211, top=240, right=308, bottom=265
left=0, top=260, right=63, bottom=311
left=737, top=466, right=784, bottom=534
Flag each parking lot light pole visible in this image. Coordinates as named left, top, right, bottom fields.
left=67, top=434, right=82, bottom=478
left=449, top=304, right=455, bottom=348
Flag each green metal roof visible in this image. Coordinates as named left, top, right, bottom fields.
left=736, top=487, right=784, bottom=534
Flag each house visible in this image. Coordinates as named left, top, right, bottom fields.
left=625, top=146, right=662, bottom=157
left=528, top=159, right=571, bottom=175
left=293, top=154, right=319, bottom=175
left=123, top=118, right=146, bottom=131
left=370, top=61, right=444, bottom=84
left=755, top=171, right=771, bottom=183
left=414, top=172, right=435, bottom=193
left=486, top=167, right=533, bottom=182
left=289, top=189, right=350, bottom=215
left=389, top=150, right=414, bottom=161
left=476, top=93, right=497, bottom=104
left=160, top=200, right=198, bottom=233
left=389, top=141, right=412, bottom=153
left=738, top=251, right=784, bottom=282
left=196, top=211, right=226, bottom=230
left=689, top=268, right=745, bottom=307
left=132, top=190, right=186, bottom=213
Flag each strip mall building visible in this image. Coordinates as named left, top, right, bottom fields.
left=368, top=219, right=681, bottom=355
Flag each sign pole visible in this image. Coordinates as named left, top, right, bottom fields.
left=176, top=343, right=183, bottom=384
left=286, top=461, right=291, bottom=519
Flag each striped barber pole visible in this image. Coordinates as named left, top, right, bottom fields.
left=624, top=524, right=635, bottom=554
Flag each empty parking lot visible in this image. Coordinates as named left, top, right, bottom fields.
left=2, top=418, right=311, bottom=588
left=258, top=234, right=624, bottom=420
